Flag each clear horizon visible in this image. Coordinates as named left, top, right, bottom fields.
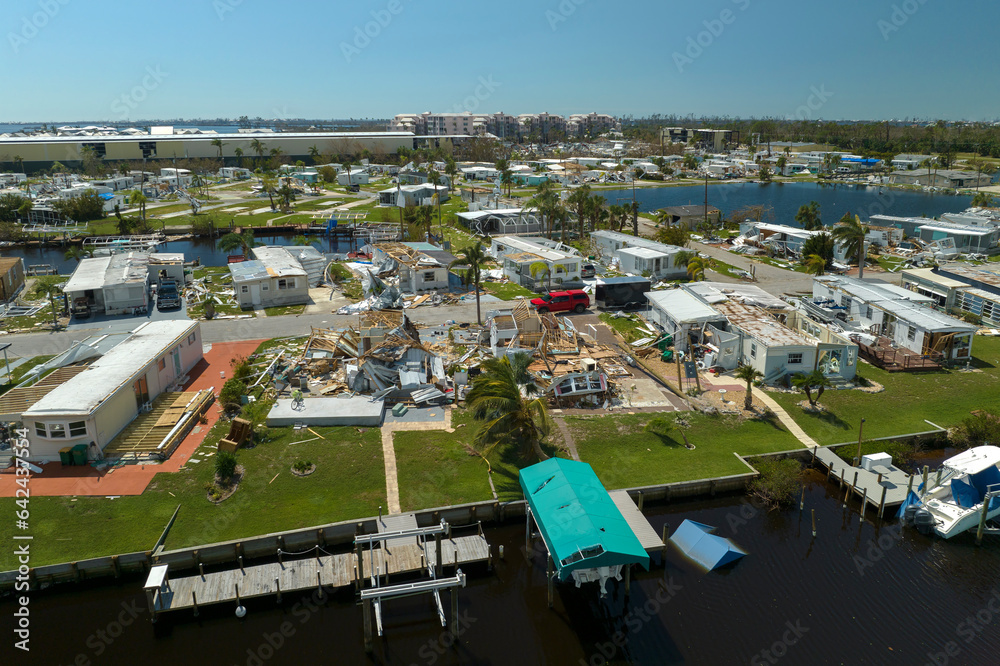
left=1, top=0, right=997, bottom=123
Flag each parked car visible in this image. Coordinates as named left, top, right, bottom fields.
left=157, top=279, right=182, bottom=310
left=530, top=289, right=589, bottom=314
left=581, top=264, right=596, bottom=279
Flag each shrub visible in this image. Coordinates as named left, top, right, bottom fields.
left=231, top=355, right=253, bottom=381
left=219, top=378, right=247, bottom=412
left=748, top=458, right=802, bottom=508
left=215, top=451, right=238, bottom=483
left=293, top=460, right=313, bottom=473
left=204, top=300, right=216, bottom=320
left=950, top=411, right=1000, bottom=450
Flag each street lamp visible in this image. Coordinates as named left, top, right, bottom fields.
left=854, top=417, right=866, bottom=467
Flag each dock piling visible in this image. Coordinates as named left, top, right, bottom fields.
left=811, top=509, right=816, bottom=538
left=922, top=466, right=929, bottom=497
left=546, top=555, right=554, bottom=608
left=435, top=532, right=442, bottom=578
left=637, top=491, right=644, bottom=512
left=976, top=498, right=990, bottom=545
left=451, top=588, right=460, bottom=639
left=800, top=486, right=805, bottom=511
left=275, top=577, right=281, bottom=604
left=192, top=591, right=199, bottom=617
left=316, top=571, right=324, bottom=599
left=363, top=599, right=373, bottom=652
left=879, top=485, right=888, bottom=520
left=860, top=487, right=868, bottom=522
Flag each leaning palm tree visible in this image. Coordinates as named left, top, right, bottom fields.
left=686, top=255, right=711, bottom=281
left=792, top=370, right=832, bottom=407
left=972, top=191, right=995, bottom=208
left=218, top=230, right=258, bottom=257
left=734, top=365, right=763, bottom=411
left=803, top=253, right=827, bottom=277
left=64, top=245, right=95, bottom=263
left=831, top=213, right=869, bottom=279
left=260, top=175, right=278, bottom=211
left=466, top=354, right=550, bottom=462
left=449, top=242, right=488, bottom=324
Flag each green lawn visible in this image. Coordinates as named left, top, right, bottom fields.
left=264, top=304, right=305, bottom=317
left=0, top=355, right=54, bottom=391
left=0, top=422, right=385, bottom=569
left=570, top=411, right=800, bottom=489
left=598, top=312, right=653, bottom=343
left=483, top=281, right=536, bottom=301
left=768, top=336, right=1000, bottom=445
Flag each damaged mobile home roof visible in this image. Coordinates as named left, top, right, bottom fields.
left=63, top=253, right=150, bottom=293
left=645, top=289, right=723, bottom=324
left=250, top=246, right=308, bottom=278
left=24, top=320, right=198, bottom=417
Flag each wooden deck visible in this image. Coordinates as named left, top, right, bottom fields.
left=103, top=391, right=204, bottom=457
left=609, top=490, right=665, bottom=552
left=857, top=339, right=943, bottom=372
left=150, top=534, right=491, bottom=616
left=813, top=447, right=912, bottom=514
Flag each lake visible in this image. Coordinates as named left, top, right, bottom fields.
left=601, top=181, right=973, bottom=227
left=4, top=470, right=1000, bottom=665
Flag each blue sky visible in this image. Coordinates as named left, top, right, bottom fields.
left=1, top=0, right=996, bottom=122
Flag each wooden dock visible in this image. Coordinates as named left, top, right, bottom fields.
left=609, top=490, right=665, bottom=552
left=813, top=447, right=912, bottom=515
left=146, top=527, right=491, bottom=618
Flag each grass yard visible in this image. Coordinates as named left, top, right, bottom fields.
left=264, top=304, right=305, bottom=317
left=483, top=280, right=536, bottom=301
left=0, top=422, right=385, bottom=569
left=767, top=336, right=1000, bottom=445
left=570, top=411, right=800, bottom=490
left=598, top=312, right=653, bottom=343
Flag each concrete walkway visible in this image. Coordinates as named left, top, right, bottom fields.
left=552, top=417, right=581, bottom=461
left=379, top=408, right=454, bottom=514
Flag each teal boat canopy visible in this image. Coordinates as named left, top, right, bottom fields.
left=519, top=458, right=650, bottom=580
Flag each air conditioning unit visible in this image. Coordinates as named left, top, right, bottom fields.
left=581, top=358, right=598, bottom=373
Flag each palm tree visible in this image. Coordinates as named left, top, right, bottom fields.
left=64, top=246, right=94, bottom=262
left=444, top=157, right=458, bottom=192
left=308, top=145, right=320, bottom=164
left=792, top=370, right=832, bottom=407
left=625, top=200, right=640, bottom=236
left=794, top=201, right=822, bottom=230
left=128, top=190, right=148, bottom=222
left=567, top=185, right=592, bottom=239
left=249, top=139, right=266, bottom=166
left=972, top=191, right=995, bottom=208
left=686, top=255, right=711, bottom=281
left=290, top=234, right=315, bottom=247
left=526, top=181, right=561, bottom=239
left=831, top=213, right=869, bottom=279
left=276, top=183, right=295, bottom=211
left=13, top=155, right=24, bottom=173
left=415, top=206, right=433, bottom=241
left=734, top=365, right=763, bottom=411
left=234, top=147, right=245, bottom=167
left=211, top=138, right=224, bottom=163
left=803, top=254, right=826, bottom=276
left=654, top=208, right=674, bottom=228
left=260, top=175, right=278, bottom=211
left=530, top=261, right=552, bottom=292
left=466, top=354, right=550, bottom=462
left=218, top=230, right=258, bottom=257
left=449, top=242, right=488, bottom=324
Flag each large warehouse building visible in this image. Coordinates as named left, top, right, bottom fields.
left=0, top=131, right=464, bottom=171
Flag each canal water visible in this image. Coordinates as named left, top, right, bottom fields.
left=5, top=470, right=1000, bottom=665
left=602, top=181, right=974, bottom=227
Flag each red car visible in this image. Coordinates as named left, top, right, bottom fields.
left=530, top=289, right=590, bottom=314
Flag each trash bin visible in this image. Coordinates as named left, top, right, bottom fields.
left=59, top=447, right=73, bottom=466
left=71, top=444, right=88, bottom=466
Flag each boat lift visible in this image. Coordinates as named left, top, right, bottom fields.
left=354, top=520, right=468, bottom=652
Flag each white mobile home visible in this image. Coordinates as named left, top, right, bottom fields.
left=230, top=247, right=309, bottom=309
left=490, top=236, right=581, bottom=289
left=21, top=320, right=203, bottom=462
left=62, top=253, right=150, bottom=316
left=589, top=230, right=687, bottom=279
left=644, top=289, right=726, bottom=353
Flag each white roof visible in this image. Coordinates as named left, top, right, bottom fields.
left=24, top=320, right=198, bottom=417
left=619, top=246, right=668, bottom=259
left=945, top=446, right=1000, bottom=476
left=62, top=256, right=112, bottom=292
left=645, top=289, right=723, bottom=324
left=456, top=208, right=528, bottom=221
left=250, top=246, right=307, bottom=278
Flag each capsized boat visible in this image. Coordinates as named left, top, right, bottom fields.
left=904, top=446, right=1000, bottom=538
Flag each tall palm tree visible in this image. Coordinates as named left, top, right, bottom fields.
left=308, top=145, right=320, bottom=164
left=831, top=213, right=869, bottom=279
left=449, top=242, right=488, bottom=324
left=415, top=206, right=433, bottom=241
left=129, top=190, right=148, bottom=222
left=234, top=147, right=245, bottom=167
left=734, top=365, right=763, bottom=411
left=686, top=255, right=711, bottom=281
left=218, top=230, right=258, bottom=257
left=567, top=185, right=592, bottom=239
left=526, top=181, right=561, bottom=239
left=803, top=253, right=826, bottom=277
left=249, top=139, right=266, bottom=166
left=466, top=354, right=550, bottom=462
left=13, top=155, right=24, bottom=173
left=654, top=208, right=674, bottom=228
left=444, top=157, right=458, bottom=192
left=260, top=175, right=278, bottom=211
left=211, top=138, right=225, bottom=163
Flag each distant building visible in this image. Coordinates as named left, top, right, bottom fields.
left=370, top=242, right=457, bottom=293
left=657, top=205, right=721, bottom=230
left=490, top=236, right=581, bottom=289
left=377, top=184, right=449, bottom=207
left=590, top=230, right=687, bottom=279
left=889, top=169, right=991, bottom=189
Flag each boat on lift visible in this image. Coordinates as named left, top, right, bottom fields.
left=904, top=446, right=1000, bottom=539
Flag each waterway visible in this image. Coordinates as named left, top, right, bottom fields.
left=602, top=181, right=974, bottom=227
left=4, top=471, right=1000, bottom=665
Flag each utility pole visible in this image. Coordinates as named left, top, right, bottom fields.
left=704, top=172, right=709, bottom=230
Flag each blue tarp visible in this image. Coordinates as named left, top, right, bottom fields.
left=896, top=490, right=922, bottom=518
left=952, top=478, right=979, bottom=509
left=99, top=192, right=114, bottom=200
left=970, top=466, right=1000, bottom=498
left=670, top=520, right=746, bottom=571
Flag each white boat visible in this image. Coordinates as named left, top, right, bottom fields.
left=910, top=446, right=1000, bottom=539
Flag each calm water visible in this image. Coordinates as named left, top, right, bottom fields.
left=2, top=234, right=356, bottom=275
left=602, top=181, right=973, bottom=227
left=5, top=471, right=1000, bottom=665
